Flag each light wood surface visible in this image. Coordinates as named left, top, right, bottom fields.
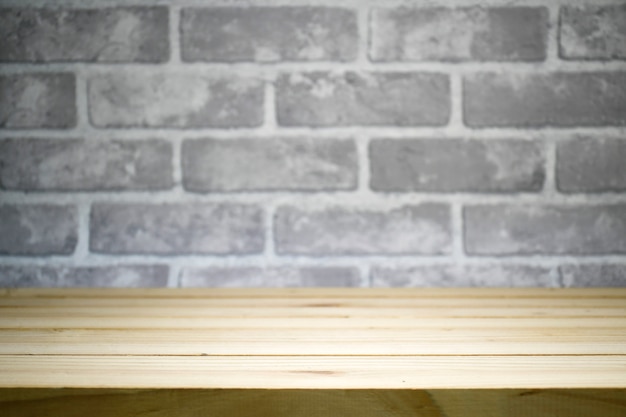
left=1, top=354, right=625, bottom=389
left=0, top=288, right=624, bottom=389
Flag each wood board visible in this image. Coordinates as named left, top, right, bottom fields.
left=0, top=288, right=624, bottom=389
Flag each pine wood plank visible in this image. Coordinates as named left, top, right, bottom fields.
left=2, top=328, right=625, bottom=356
left=2, top=315, right=624, bottom=329
left=1, top=305, right=624, bottom=318
left=1, top=288, right=624, bottom=390
left=1, top=355, right=625, bottom=389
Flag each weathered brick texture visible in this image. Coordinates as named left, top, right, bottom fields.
left=372, top=265, right=555, bottom=287
left=0, top=73, right=75, bottom=129
left=0, top=205, right=77, bottom=256
left=560, top=5, right=626, bottom=60
left=182, top=138, right=357, bottom=192
left=370, top=139, right=544, bottom=192
left=88, top=73, right=264, bottom=128
left=276, top=72, right=450, bottom=126
left=275, top=204, right=451, bottom=255
left=181, top=7, right=357, bottom=62
left=90, top=203, right=264, bottom=255
left=180, top=267, right=362, bottom=287
left=0, top=7, right=168, bottom=62
left=371, top=7, right=547, bottom=62
left=0, top=265, right=168, bottom=287
left=557, top=137, right=626, bottom=193
left=1, top=1, right=625, bottom=288
left=560, top=265, right=626, bottom=287
left=464, top=205, right=626, bottom=255
left=0, top=139, right=173, bottom=191
left=464, top=72, right=626, bottom=127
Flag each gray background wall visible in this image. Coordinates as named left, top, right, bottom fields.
left=0, top=0, right=625, bottom=288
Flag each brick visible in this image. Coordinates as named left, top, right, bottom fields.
left=90, top=203, right=264, bottom=255
left=0, top=7, right=168, bottom=62
left=464, top=205, right=626, bottom=255
left=371, top=7, right=547, bottom=62
left=463, top=72, right=626, bottom=127
left=182, top=138, right=357, bottom=192
left=276, top=72, right=450, bottom=127
left=181, top=7, right=356, bottom=62
left=88, top=73, right=263, bottom=128
left=0, top=265, right=168, bottom=288
left=557, top=137, right=626, bottom=193
left=370, top=138, right=544, bottom=192
left=560, top=265, right=626, bottom=287
left=0, top=139, right=173, bottom=191
left=275, top=204, right=451, bottom=255
left=0, top=73, right=75, bottom=129
left=560, top=5, right=626, bottom=60
left=0, top=204, right=77, bottom=256
left=372, top=265, right=555, bottom=287
left=180, top=267, right=362, bottom=287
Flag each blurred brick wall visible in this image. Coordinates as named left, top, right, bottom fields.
left=0, top=0, right=625, bottom=287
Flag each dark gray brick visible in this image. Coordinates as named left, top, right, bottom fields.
left=90, top=203, right=264, bottom=255
left=370, top=138, right=545, bottom=192
left=88, top=73, right=263, bottom=128
left=560, top=5, right=626, bottom=60
left=182, top=138, right=357, bottom=192
left=464, top=72, right=626, bottom=127
left=181, top=7, right=356, bottom=62
left=275, top=204, right=451, bottom=255
left=180, top=266, right=362, bottom=287
left=371, top=7, right=547, bottom=62
left=0, top=265, right=168, bottom=288
left=372, top=264, right=555, bottom=287
left=0, top=73, right=75, bottom=129
left=560, top=264, right=626, bottom=287
left=0, top=205, right=77, bottom=256
left=277, top=72, right=450, bottom=127
left=0, top=7, right=168, bottom=62
left=464, top=205, right=626, bottom=255
left=557, top=137, right=626, bottom=193
left=0, top=139, right=173, bottom=191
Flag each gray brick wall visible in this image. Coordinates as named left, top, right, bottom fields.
left=0, top=0, right=625, bottom=288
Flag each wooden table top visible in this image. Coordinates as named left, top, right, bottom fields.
left=1, top=288, right=625, bottom=389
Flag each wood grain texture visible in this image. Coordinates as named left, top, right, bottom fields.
left=1, top=355, right=625, bottom=389
left=0, top=288, right=624, bottom=389
left=2, top=328, right=626, bottom=355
